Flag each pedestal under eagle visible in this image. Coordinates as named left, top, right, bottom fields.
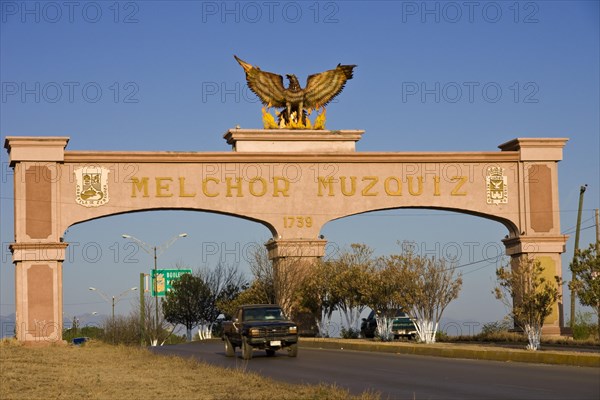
left=234, top=55, right=356, bottom=130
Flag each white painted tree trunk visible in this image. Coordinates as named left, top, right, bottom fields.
left=414, top=319, right=438, bottom=343
left=339, top=307, right=363, bottom=333
left=375, top=315, right=393, bottom=341
left=524, top=323, right=541, bottom=350
left=197, top=323, right=212, bottom=340
left=316, top=310, right=334, bottom=337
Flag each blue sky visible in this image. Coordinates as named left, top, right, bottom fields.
left=1, top=1, right=599, bottom=334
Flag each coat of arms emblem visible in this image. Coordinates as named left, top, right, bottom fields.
left=486, top=166, right=508, bottom=205
left=75, top=166, right=110, bottom=207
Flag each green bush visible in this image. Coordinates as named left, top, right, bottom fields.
left=340, top=327, right=360, bottom=339
left=102, top=315, right=141, bottom=345
left=481, top=319, right=513, bottom=336
left=63, top=326, right=104, bottom=342
left=435, top=330, right=450, bottom=342
left=571, top=312, right=597, bottom=340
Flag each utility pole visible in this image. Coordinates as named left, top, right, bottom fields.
left=154, top=246, right=159, bottom=340
left=140, top=272, right=145, bottom=345
left=122, top=233, right=187, bottom=346
left=595, top=208, right=599, bottom=253
left=570, top=184, right=587, bottom=328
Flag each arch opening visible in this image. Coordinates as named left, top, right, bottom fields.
left=320, top=208, right=515, bottom=336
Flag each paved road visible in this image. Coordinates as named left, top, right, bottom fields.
left=151, top=340, right=600, bottom=400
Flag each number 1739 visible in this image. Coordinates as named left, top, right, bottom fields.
left=283, top=216, right=313, bottom=228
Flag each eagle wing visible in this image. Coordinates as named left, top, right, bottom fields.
left=234, top=55, right=287, bottom=108
left=303, top=64, right=356, bottom=109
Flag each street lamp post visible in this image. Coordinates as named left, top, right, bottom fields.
left=89, top=286, right=138, bottom=320
left=63, top=311, right=98, bottom=336
left=121, top=233, right=187, bottom=345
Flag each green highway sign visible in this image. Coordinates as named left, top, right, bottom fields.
left=151, top=269, right=192, bottom=297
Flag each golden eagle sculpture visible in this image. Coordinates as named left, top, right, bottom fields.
left=234, top=55, right=356, bottom=129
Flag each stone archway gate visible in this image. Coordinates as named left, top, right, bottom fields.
left=4, top=131, right=569, bottom=343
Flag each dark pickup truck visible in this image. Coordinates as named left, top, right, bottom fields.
left=221, top=304, right=298, bottom=360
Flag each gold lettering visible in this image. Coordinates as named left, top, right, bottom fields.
left=202, top=177, right=219, bottom=197
left=361, top=176, right=379, bottom=196
left=131, top=173, right=463, bottom=201
left=273, top=177, right=290, bottom=197
left=384, top=177, right=402, bottom=196
left=451, top=176, right=468, bottom=196
left=340, top=176, right=357, bottom=196
left=178, top=177, right=196, bottom=197
left=317, top=176, right=335, bottom=196
left=249, top=177, right=267, bottom=197
left=226, top=177, right=243, bottom=197
left=131, top=177, right=149, bottom=197
left=407, top=176, right=423, bottom=196
left=283, top=216, right=313, bottom=228
left=155, top=177, right=173, bottom=197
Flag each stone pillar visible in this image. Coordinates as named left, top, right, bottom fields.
left=502, top=236, right=568, bottom=335
left=4, top=137, right=70, bottom=344
left=265, top=238, right=326, bottom=333
left=10, top=243, right=68, bottom=343
left=499, top=138, right=569, bottom=335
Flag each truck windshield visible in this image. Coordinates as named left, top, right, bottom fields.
left=243, top=308, right=285, bottom=321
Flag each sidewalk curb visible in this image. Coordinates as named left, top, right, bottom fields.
left=299, top=339, right=600, bottom=368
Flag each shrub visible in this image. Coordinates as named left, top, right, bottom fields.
left=102, top=315, right=141, bottom=345
left=62, top=325, right=104, bottom=342
left=481, top=319, right=513, bottom=336
left=435, top=330, right=450, bottom=342
left=340, top=327, right=360, bottom=339
left=571, top=312, right=598, bottom=340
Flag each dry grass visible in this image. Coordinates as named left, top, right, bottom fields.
left=0, top=339, right=379, bottom=400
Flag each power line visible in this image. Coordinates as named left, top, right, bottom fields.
left=443, top=254, right=508, bottom=275
left=563, top=224, right=596, bottom=235
left=455, top=256, right=503, bottom=269
left=561, top=216, right=595, bottom=235
left=463, top=263, right=498, bottom=276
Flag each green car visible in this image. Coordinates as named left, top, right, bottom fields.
left=361, top=310, right=418, bottom=340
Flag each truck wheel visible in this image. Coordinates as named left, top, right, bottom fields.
left=241, top=337, right=253, bottom=360
left=224, top=337, right=235, bottom=357
left=265, top=349, right=276, bottom=357
left=287, top=343, right=298, bottom=357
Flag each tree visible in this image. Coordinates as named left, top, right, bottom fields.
left=570, top=243, right=600, bottom=339
left=246, top=242, right=304, bottom=318
left=217, top=280, right=271, bottom=318
left=365, top=254, right=416, bottom=341
left=273, top=256, right=307, bottom=318
left=494, top=257, right=562, bottom=350
left=247, top=244, right=277, bottom=304
left=162, top=273, right=211, bottom=342
left=216, top=245, right=277, bottom=319
left=330, top=244, right=374, bottom=335
left=299, top=259, right=338, bottom=337
left=401, top=250, right=462, bottom=344
left=139, top=294, right=178, bottom=346
left=197, top=263, right=247, bottom=339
